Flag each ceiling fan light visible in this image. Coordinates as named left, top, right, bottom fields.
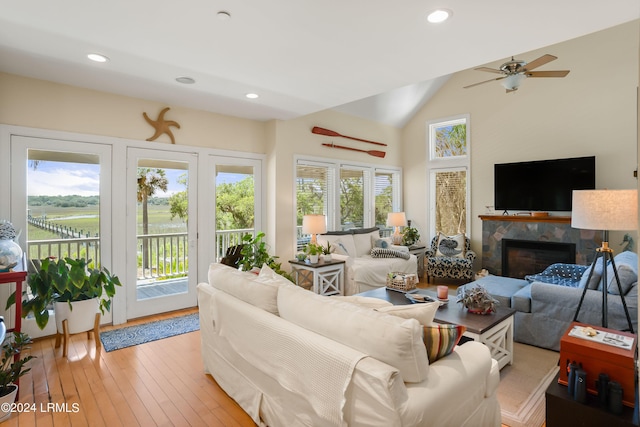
left=500, top=74, right=525, bottom=91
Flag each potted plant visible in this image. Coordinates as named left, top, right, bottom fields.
left=321, top=241, right=333, bottom=261
left=305, top=243, right=323, bottom=264
left=18, top=257, right=121, bottom=341
left=239, top=232, right=294, bottom=282
left=456, top=285, right=498, bottom=314
left=402, top=226, right=420, bottom=246
left=0, top=332, right=34, bottom=422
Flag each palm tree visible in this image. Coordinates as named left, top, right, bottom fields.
left=137, top=168, right=168, bottom=271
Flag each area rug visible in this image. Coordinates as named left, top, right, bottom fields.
left=100, top=313, right=200, bottom=352
left=497, top=342, right=559, bottom=427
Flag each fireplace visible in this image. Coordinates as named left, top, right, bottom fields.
left=502, top=239, right=576, bottom=279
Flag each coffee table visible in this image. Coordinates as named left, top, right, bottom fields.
left=357, top=287, right=515, bottom=369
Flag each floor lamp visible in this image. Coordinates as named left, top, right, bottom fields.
left=571, top=189, right=637, bottom=332
left=302, top=214, right=326, bottom=245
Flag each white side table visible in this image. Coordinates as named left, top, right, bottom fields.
left=289, top=259, right=345, bottom=296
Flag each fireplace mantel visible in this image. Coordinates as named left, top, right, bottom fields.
left=479, top=215, right=571, bottom=224
left=479, top=215, right=600, bottom=276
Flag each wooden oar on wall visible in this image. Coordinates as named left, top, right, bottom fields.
left=312, top=126, right=387, bottom=147
left=322, top=143, right=386, bottom=158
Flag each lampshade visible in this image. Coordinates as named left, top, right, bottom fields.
left=302, top=214, right=327, bottom=235
left=386, top=212, right=407, bottom=227
left=571, top=189, right=638, bottom=231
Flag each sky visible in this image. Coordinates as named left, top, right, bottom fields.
left=27, top=161, right=246, bottom=197
left=28, top=162, right=185, bottom=197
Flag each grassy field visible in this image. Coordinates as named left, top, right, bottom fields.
left=28, top=204, right=186, bottom=240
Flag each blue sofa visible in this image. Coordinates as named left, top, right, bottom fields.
left=461, top=251, right=638, bottom=351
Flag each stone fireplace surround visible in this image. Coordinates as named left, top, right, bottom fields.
left=480, top=215, right=602, bottom=277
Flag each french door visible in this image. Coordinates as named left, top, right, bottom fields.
left=126, top=148, right=198, bottom=319
left=10, top=136, right=113, bottom=336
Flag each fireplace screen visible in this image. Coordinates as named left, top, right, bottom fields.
left=502, top=239, right=576, bottom=278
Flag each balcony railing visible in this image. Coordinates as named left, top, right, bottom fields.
left=26, top=225, right=394, bottom=282
left=27, top=237, right=100, bottom=270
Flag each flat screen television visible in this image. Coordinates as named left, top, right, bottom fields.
left=494, top=156, right=595, bottom=212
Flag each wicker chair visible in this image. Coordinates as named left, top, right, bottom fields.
left=425, top=235, right=476, bottom=283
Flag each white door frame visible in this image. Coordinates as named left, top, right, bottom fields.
left=126, top=147, right=198, bottom=319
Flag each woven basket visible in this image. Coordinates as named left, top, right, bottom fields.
left=386, top=272, right=417, bottom=292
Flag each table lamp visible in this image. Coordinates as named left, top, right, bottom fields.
left=571, top=189, right=637, bottom=331
left=302, top=214, right=326, bottom=245
left=387, top=212, right=407, bottom=245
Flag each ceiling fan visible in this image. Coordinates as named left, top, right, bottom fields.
left=463, top=54, right=570, bottom=93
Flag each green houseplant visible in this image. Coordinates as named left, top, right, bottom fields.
left=456, top=285, right=499, bottom=314
left=239, top=233, right=294, bottom=282
left=0, top=332, right=34, bottom=421
left=16, top=257, right=121, bottom=330
left=304, top=243, right=323, bottom=263
left=402, top=226, right=420, bottom=246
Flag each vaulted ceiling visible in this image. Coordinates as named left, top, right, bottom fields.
left=1, top=1, right=638, bottom=127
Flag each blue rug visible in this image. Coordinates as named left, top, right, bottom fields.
left=100, top=313, right=200, bottom=352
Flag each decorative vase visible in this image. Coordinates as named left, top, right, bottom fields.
left=0, top=384, right=18, bottom=422
left=0, top=221, right=22, bottom=272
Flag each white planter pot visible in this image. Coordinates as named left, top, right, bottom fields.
left=309, top=254, right=319, bottom=264
left=323, top=254, right=332, bottom=262
left=0, top=385, right=18, bottom=422
left=55, top=298, right=100, bottom=335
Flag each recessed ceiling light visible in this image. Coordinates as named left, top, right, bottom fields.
left=217, top=11, right=231, bottom=20
left=176, top=76, right=196, bottom=84
left=427, top=9, right=451, bottom=24
left=87, top=53, right=109, bottom=63
left=245, top=93, right=259, bottom=99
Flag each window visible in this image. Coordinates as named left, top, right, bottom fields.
left=295, top=158, right=401, bottom=248
left=427, top=115, right=470, bottom=238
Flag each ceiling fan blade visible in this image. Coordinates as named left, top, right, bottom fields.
left=474, top=66, right=503, bottom=74
left=463, top=76, right=505, bottom=89
left=526, top=70, right=570, bottom=78
left=522, top=54, right=557, bottom=71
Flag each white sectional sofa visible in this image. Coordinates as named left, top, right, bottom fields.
left=317, top=227, right=418, bottom=295
left=198, top=263, right=501, bottom=427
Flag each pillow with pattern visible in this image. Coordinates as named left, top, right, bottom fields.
left=435, top=233, right=466, bottom=258
left=422, top=324, right=466, bottom=363
left=370, top=247, right=410, bottom=260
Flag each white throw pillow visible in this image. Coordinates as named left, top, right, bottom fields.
left=208, top=263, right=282, bottom=315
left=376, top=302, right=440, bottom=326
left=353, top=230, right=379, bottom=257
left=435, top=233, right=466, bottom=258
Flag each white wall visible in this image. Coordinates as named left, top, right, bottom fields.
left=402, top=20, right=640, bottom=257
left=0, top=72, right=267, bottom=152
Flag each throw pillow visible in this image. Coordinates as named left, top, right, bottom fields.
left=373, top=238, right=389, bottom=249
left=435, top=233, right=466, bottom=258
left=370, top=247, right=411, bottom=260
left=422, top=324, right=466, bottom=363
left=604, top=251, right=638, bottom=295
left=376, top=302, right=440, bottom=326
left=332, top=237, right=351, bottom=256
left=579, top=261, right=605, bottom=290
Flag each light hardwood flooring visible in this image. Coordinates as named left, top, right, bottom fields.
left=7, top=279, right=543, bottom=427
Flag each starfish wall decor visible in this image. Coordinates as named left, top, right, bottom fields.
left=143, top=107, right=181, bottom=144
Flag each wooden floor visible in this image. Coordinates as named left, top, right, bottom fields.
left=6, top=280, right=543, bottom=427
left=6, top=308, right=256, bottom=427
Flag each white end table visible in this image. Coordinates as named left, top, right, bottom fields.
left=289, top=259, right=345, bottom=296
